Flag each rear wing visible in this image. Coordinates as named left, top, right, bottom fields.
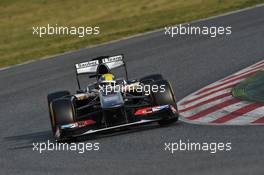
left=75, top=54, right=128, bottom=89
left=75, top=55, right=125, bottom=74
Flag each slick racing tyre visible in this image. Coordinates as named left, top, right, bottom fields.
left=150, top=80, right=176, bottom=106
left=150, top=80, right=178, bottom=125
left=47, top=91, right=70, bottom=133
left=51, top=98, right=76, bottom=141
left=140, top=74, right=163, bottom=84
left=51, top=98, right=75, bottom=125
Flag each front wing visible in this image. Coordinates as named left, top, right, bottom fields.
left=55, top=105, right=178, bottom=140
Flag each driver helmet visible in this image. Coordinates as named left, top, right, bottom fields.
left=99, top=73, right=115, bottom=82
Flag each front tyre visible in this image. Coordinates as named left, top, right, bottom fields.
left=47, top=91, right=70, bottom=132
left=151, top=80, right=176, bottom=106
left=52, top=98, right=76, bottom=125
left=140, top=74, right=163, bottom=84
left=50, top=98, right=76, bottom=140
left=150, top=80, right=178, bottom=125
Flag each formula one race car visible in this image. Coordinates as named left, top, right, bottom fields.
left=47, top=54, right=178, bottom=141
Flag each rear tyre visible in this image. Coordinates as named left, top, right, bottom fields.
left=150, top=80, right=178, bottom=125
left=47, top=91, right=71, bottom=133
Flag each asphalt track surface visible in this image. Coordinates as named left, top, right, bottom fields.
left=1, top=5, right=264, bottom=175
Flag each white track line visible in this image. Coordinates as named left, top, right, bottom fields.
left=194, top=101, right=252, bottom=123
left=225, top=106, right=264, bottom=125
left=181, top=79, right=243, bottom=103
left=180, top=88, right=233, bottom=109
left=178, top=59, right=264, bottom=125
left=180, top=95, right=234, bottom=116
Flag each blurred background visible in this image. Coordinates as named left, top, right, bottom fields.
left=0, top=0, right=263, bottom=68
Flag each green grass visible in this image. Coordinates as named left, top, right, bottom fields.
left=232, top=71, right=264, bottom=103
left=1, top=0, right=264, bottom=68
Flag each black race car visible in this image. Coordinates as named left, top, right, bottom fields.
left=47, top=54, right=178, bottom=141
